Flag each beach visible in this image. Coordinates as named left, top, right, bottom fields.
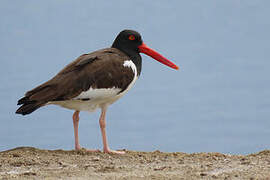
left=0, top=147, right=270, bottom=179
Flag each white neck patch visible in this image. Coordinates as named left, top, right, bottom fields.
left=123, top=60, right=137, bottom=74
left=121, top=60, right=138, bottom=94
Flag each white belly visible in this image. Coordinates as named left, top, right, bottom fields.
left=49, top=60, right=138, bottom=112
left=50, top=88, right=123, bottom=112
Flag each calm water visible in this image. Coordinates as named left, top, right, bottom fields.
left=1, top=1, right=270, bottom=154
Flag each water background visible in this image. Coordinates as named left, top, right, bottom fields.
left=1, top=1, right=269, bottom=154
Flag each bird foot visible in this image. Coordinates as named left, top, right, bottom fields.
left=103, top=148, right=125, bottom=154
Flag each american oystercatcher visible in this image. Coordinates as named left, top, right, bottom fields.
left=16, top=30, right=179, bottom=154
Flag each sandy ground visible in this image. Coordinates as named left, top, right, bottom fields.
left=0, top=147, right=270, bottom=180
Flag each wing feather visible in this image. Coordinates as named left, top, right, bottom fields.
left=16, top=48, right=134, bottom=115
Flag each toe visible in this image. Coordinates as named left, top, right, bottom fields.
left=104, top=149, right=125, bottom=154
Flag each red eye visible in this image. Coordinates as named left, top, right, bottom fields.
left=128, top=35, right=135, bottom=41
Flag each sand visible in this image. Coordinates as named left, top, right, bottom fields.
left=0, top=147, right=270, bottom=179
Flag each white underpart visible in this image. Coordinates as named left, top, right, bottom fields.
left=75, top=87, right=121, bottom=100
left=50, top=60, right=138, bottom=112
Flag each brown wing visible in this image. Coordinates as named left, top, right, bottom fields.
left=16, top=48, right=134, bottom=115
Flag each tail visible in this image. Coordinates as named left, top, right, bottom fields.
left=16, top=84, right=56, bottom=115
left=16, top=98, right=44, bottom=115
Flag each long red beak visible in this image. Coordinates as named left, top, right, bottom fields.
left=138, top=42, right=179, bottom=70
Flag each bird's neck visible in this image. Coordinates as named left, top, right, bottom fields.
left=112, top=45, right=142, bottom=76
left=129, top=53, right=142, bottom=76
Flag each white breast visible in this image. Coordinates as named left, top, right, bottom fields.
left=50, top=60, right=138, bottom=112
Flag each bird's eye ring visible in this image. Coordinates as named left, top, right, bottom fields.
left=128, top=35, right=135, bottom=41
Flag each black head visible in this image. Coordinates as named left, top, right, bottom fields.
left=112, top=29, right=179, bottom=71
left=112, top=30, right=143, bottom=58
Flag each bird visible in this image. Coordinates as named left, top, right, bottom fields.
left=16, top=29, right=179, bottom=154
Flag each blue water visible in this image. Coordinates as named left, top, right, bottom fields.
left=1, top=1, right=270, bottom=154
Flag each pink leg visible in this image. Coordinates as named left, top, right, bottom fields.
left=72, top=111, right=81, bottom=150
left=99, top=106, right=125, bottom=154
left=72, top=111, right=99, bottom=152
